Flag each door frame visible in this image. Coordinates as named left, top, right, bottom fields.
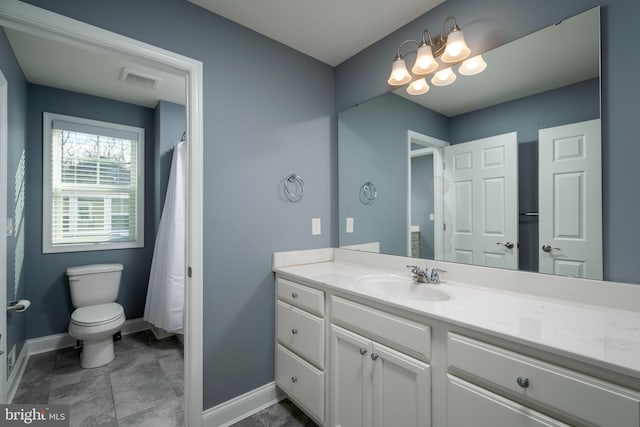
left=0, top=66, right=8, bottom=403
left=406, top=130, right=448, bottom=260
left=0, top=1, right=204, bottom=424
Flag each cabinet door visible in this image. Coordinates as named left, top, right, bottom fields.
left=331, top=325, right=372, bottom=427
left=371, top=342, right=431, bottom=427
left=447, top=375, right=569, bottom=427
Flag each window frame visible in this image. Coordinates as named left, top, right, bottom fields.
left=42, top=112, right=145, bottom=253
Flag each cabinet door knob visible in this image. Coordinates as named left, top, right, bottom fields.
left=370, top=353, right=379, bottom=361
left=516, top=376, right=530, bottom=388
left=291, top=328, right=298, bottom=335
left=359, top=348, right=368, bottom=355
left=291, top=292, right=298, bottom=298
left=291, top=376, right=298, bottom=383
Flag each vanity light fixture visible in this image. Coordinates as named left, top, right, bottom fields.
left=387, top=16, right=485, bottom=95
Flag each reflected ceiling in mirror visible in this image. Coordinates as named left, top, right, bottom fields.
left=338, top=7, right=607, bottom=281
left=394, top=8, right=599, bottom=117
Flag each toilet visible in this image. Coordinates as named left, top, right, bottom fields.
left=66, top=263, right=126, bottom=368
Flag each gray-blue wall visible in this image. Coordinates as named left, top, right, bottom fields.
left=21, top=0, right=337, bottom=408
left=336, top=0, right=640, bottom=285
left=153, top=100, right=185, bottom=232
left=24, top=84, right=156, bottom=339
left=411, top=154, right=434, bottom=260
left=339, top=93, right=447, bottom=255
left=0, top=28, right=28, bottom=377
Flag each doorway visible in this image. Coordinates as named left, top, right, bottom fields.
left=0, top=2, right=203, bottom=425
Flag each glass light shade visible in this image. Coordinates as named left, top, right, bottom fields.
left=441, top=29, right=471, bottom=63
left=387, top=57, right=412, bottom=86
left=411, top=44, right=438, bottom=75
left=431, top=67, right=457, bottom=86
left=407, top=78, right=430, bottom=96
left=458, top=54, right=487, bottom=75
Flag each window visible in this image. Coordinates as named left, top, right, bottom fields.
left=43, top=113, right=144, bottom=253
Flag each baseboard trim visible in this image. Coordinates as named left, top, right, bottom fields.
left=27, top=317, right=151, bottom=356
left=202, top=382, right=285, bottom=427
left=6, top=342, right=29, bottom=403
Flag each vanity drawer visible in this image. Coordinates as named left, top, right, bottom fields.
left=448, top=333, right=640, bottom=427
left=276, top=343, right=324, bottom=423
left=331, top=296, right=430, bottom=361
left=277, top=301, right=324, bottom=368
left=277, top=278, right=325, bottom=316
left=447, top=375, right=569, bottom=427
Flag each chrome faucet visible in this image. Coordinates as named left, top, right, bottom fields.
left=406, top=265, right=429, bottom=283
left=406, top=265, right=447, bottom=284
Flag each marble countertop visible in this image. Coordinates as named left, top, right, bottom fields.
left=274, top=260, right=640, bottom=380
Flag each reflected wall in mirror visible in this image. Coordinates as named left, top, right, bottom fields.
left=339, top=7, right=605, bottom=280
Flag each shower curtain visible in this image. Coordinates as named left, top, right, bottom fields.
left=144, top=140, right=186, bottom=333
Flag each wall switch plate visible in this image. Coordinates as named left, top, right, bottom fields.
left=346, top=217, right=354, bottom=233
left=429, top=213, right=435, bottom=221
left=312, top=218, right=321, bottom=236
left=6, top=218, right=14, bottom=237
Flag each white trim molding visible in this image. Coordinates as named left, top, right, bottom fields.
left=203, top=382, right=285, bottom=427
left=0, top=66, right=8, bottom=404
left=6, top=342, right=28, bottom=404
left=0, top=1, right=204, bottom=424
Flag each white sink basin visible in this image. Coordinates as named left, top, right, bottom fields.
left=353, top=274, right=450, bottom=302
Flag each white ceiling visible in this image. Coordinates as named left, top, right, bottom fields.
left=187, top=0, right=446, bottom=66
left=5, top=28, right=186, bottom=108
left=395, top=7, right=600, bottom=117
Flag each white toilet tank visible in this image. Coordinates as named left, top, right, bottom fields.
left=66, top=263, right=123, bottom=308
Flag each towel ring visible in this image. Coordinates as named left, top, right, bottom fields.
left=284, top=174, right=304, bottom=202
left=360, top=181, right=377, bottom=204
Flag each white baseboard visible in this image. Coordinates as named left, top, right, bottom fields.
left=202, top=382, right=285, bottom=427
left=6, top=342, right=29, bottom=403
left=27, top=317, right=151, bottom=356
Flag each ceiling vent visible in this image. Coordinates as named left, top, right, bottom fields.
left=119, top=68, right=161, bottom=90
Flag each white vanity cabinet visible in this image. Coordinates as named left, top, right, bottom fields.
left=275, top=277, right=326, bottom=424
left=330, top=296, right=432, bottom=427
left=331, top=325, right=430, bottom=427
left=446, top=333, right=640, bottom=427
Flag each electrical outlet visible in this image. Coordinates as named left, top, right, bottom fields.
left=6, top=218, right=14, bottom=237
left=429, top=213, right=435, bottom=221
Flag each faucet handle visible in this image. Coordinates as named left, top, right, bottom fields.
left=406, top=265, right=419, bottom=273
left=429, top=268, right=446, bottom=283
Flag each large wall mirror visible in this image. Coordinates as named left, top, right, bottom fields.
left=338, top=7, right=607, bottom=281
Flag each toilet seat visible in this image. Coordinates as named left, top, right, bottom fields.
left=71, top=303, right=124, bottom=327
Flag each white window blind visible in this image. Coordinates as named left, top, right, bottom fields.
left=43, top=113, right=144, bottom=253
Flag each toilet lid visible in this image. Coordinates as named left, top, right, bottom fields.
left=71, top=303, right=124, bottom=326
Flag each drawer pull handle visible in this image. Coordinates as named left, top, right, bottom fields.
left=370, top=353, right=379, bottom=361
left=359, top=348, right=368, bottom=355
left=291, top=292, right=298, bottom=298
left=291, top=328, right=298, bottom=335
left=291, top=376, right=298, bottom=383
left=516, top=376, right=530, bottom=388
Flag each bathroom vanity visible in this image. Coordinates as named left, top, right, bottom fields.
left=273, top=248, right=640, bottom=427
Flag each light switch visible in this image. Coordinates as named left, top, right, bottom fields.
left=312, top=218, right=321, bottom=236
left=346, top=217, right=354, bottom=233
left=429, top=213, right=435, bottom=222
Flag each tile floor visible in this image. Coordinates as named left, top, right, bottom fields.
left=12, top=330, right=184, bottom=427
left=230, top=399, right=318, bottom=427
left=13, top=331, right=315, bottom=427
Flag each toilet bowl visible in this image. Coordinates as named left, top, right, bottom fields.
left=69, top=303, right=125, bottom=368
left=67, top=264, right=126, bottom=368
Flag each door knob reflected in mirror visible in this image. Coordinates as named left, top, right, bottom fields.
left=496, top=242, right=515, bottom=249
left=542, top=244, right=560, bottom=253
